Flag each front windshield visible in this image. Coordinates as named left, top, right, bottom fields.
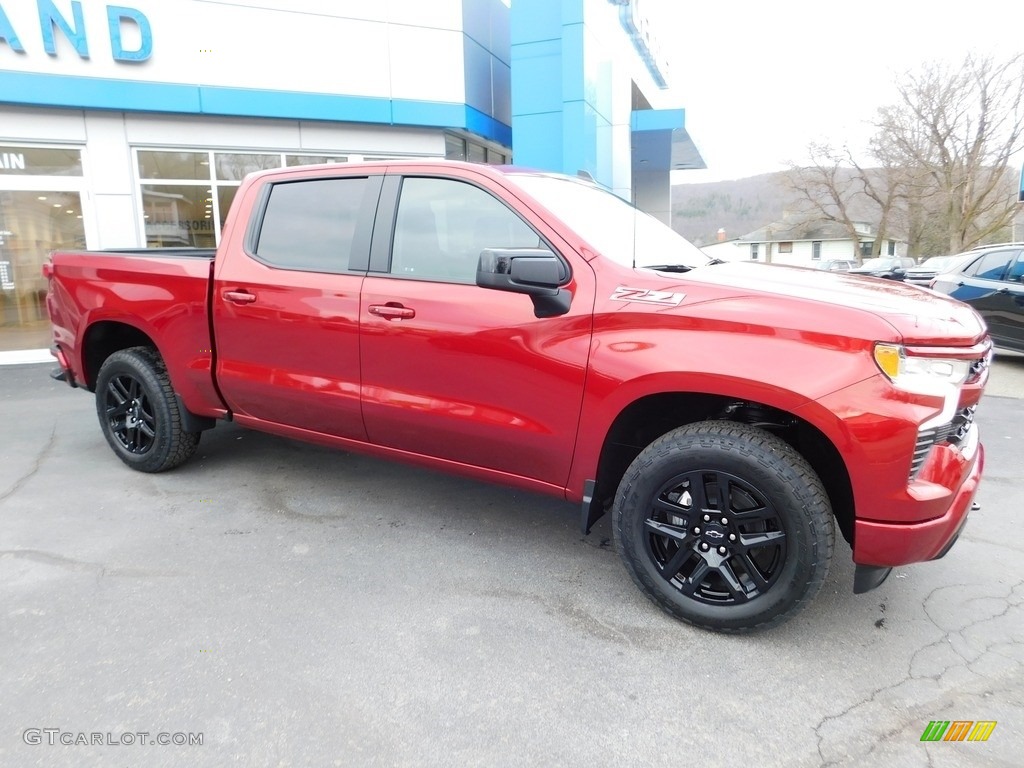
left=921, top=256, right=954, bottom=270
left=507, top=173, right=710, bottom=270
left=860, top=257, right=897, bottom=269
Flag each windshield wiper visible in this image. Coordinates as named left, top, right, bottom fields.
left=641, top=264, right=693, bottom=273
left=642, top=258, right=724, bottom=272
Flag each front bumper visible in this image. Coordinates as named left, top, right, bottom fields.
left=853, top=435, right=983, bottom=567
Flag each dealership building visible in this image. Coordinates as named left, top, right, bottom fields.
left=0, top=0, right=703, bottom=355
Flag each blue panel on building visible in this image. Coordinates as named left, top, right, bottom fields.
left=201, top=87, right=393, bottom=124
left=631, top=108, right=685, bottom=132
left=510, top=0, right=562, bottom=41
left=510, top=38, right=564, bottom=115
left=0, top=71, right=201, bottom=113
left=512, top=112, right=563, bottom=169
left=464, top=106, right=513, bottom=148
left=463, top=36, right=495, bottom=116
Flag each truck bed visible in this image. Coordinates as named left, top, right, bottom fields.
left=65, top=247, right=217, bottom=259
left=46, top=248, right=224, bottom=416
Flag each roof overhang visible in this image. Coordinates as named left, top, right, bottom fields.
left=630, top=109, right=706, bottom=171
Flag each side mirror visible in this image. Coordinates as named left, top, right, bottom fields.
left=476, top=248, right=571, bottom=317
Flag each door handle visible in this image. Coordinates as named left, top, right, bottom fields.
left=223, top=289, right=257, bottom=305
left=368, top=303, right=415, bottom=320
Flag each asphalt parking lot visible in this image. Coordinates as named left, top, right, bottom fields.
left=1, top=357, right=1022, bottom=767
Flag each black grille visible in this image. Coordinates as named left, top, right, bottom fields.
left=947, top=405, right=977, bottom=447
left=909, top=405, right=977, bottom=480
left=967, top=355, right=990, bottom=383
left=910, top=428, right=941, bottom=479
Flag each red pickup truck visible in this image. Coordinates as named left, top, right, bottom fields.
left=45, top=160, right=988, bottom=632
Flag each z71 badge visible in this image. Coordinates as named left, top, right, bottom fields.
left=610, top=286, right=686, bottom=306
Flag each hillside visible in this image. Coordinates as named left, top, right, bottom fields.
left=672, top=166, right=1022, bottom=250
left=671, top=172, right=794, bottom=246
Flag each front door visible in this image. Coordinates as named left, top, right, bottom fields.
left=359, top=172, right=594, bottom=488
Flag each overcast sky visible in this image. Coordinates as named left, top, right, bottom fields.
left=653, top=0, right=1024, bottom=184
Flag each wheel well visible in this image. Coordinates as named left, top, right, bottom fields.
left=82, top=322, right=156, bottom=390
left=593, top=393, right=855, bottom=545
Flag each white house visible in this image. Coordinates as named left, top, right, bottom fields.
left=701, top=219, right=908, bottom=266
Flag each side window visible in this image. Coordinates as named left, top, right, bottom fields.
left=254, top=177, right=369, bottom=272
left=1006, top=252, right=1024, bottom=283
left=964, top=250, right=1014, bottom=281
left=391, top=177, right=541, bottom=283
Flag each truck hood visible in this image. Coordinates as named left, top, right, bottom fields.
left=642, top=262, right=987, bottom=346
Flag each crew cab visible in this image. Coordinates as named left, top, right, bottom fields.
left=45, top=160, right=989, bottom=632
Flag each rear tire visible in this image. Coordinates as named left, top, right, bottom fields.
left=613, top=421, right=834, bottom=632
left=94, top=346, right=200, bottom=472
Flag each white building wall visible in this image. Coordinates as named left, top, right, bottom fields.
left=699, top=240, right=748, bottom=262
left=710, top=238, right=880, bottom=266
left=0, top=0, right=468, bottom=104
left=821, top=239, right=860, bottom=260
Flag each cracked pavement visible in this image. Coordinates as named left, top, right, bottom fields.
left=1, top=359, right=1022, bottom=767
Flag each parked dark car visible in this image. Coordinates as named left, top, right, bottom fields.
left=930, top=243, right=1024, bottom=352
left=848, top=256, right=917, bottom=280
left=904, top=254, right=973, bottom=286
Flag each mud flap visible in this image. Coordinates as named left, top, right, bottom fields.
left=853, top=564, right=893, bottom=594
left=581, top=480, right=604, bottom=534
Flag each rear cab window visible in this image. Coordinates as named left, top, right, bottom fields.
left=252, top=176, right=380, bottom=273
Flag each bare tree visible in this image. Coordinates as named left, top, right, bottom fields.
left=877, top=53, right=1024, bottom=253
left=786, top=53, right=1023, bottom=257
left=783, top=144, right=902, bottom=258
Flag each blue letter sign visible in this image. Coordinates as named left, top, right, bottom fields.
left=39, top=0, right=89, bottom=59
left=0, top=4, right=25, bottom=53
left=107, top=5, right=151, bottom=61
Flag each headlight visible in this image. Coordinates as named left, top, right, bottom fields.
left=873, top=343, right=971, bottom=395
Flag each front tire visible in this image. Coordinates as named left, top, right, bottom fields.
left=613, top=421, right=834, bottom=633
left=94, top=346, right=200, bottom=472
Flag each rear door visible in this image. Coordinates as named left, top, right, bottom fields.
left=212, top=170, right=382, bottom=438
left=949, top=248, right=1023, bottom=349
left=984, top=251, right=1024, bottom=350
left=358, top=169, right=594, bottom=488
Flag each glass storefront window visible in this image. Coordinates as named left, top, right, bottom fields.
left=285, top=155, right=348, bottom=166
left=0, top=146, right=83, bottom=176
left=467, top=143, right=487, bottom=164
left=0, top=190, right=86, bottom=351
left=137, top=151, right=210, bottom=180
left=215, top=153, right=281, bottom=181
left=444, top=135, right=467, bottom=161
left=141, top=185, right=216, bottom=247
left=217, top=185, right=239, bottom=230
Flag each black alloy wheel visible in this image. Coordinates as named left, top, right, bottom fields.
left=94, top=346, right=200, bottom=472
left=104, top=372, right=158, bottom=455
left=644, top=469, right=787, bottom=605
left=613, top=421, right=834, bottom=632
